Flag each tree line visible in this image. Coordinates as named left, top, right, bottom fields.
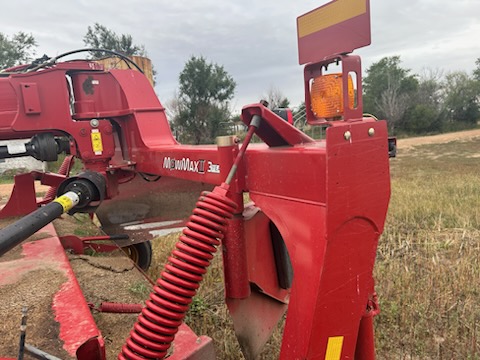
left=1, top=29, right=479, bottom=143
left=364, top=56, right=480, bottom=135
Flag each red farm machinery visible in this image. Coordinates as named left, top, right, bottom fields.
left=0, top=0, right=395, bottom=359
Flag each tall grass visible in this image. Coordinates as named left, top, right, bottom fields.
left=375, top=138, right=480, bottom=359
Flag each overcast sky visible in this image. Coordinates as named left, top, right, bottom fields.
left=3, top=0, right=480, bottom=113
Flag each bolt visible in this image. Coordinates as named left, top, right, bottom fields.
left=90, top=119, right=99, bottom=128
left=344, top=131, right=351, bottom=141
left=368, top=128, right=375, bottom=137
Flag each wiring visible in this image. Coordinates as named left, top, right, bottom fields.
left=138, top=172, right=161, bottom=182
left=22, top=48, right=145, bottom=73
left=363, top=113, right=379, bottom=121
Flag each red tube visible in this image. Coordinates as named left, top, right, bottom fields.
left=98, top=302, right=143, bottom=314
left=222, top=214, right=250, bottom=299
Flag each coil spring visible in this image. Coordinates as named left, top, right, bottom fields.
left=119, top=187, right=237, bottom=360
left=43, top=155, right=75, bottom=202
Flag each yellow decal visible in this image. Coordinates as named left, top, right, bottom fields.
left=91, top=129, right=103, bottom=154
left=53, top=195, right=74, bottom=213
left=298, top=0, right=367, bottom=38
left=325, top=336, right=344, bottom=360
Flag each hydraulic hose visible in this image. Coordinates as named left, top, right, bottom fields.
left=0, top=191, right=79, bottom=256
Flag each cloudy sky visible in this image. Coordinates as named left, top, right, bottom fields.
left=3, top=0, right=480, bottom=113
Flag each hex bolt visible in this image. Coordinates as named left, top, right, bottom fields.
left=344, top=131, right=352, bottom=141
left=90, top=119, right=99, bottom=128
left=368, top=128, right=375, bottom=137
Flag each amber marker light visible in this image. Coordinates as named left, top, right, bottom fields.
left=310, top=73, right=355, bottom=119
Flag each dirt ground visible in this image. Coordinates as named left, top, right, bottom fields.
left=69, top=252, right=152, bottom=360
left=0, top=216, right=74, bottom=360
left=396, top=128, right=480, bottom=149
left=0, top=215, right=151, bottom=360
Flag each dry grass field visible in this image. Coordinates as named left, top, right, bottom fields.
left=374, top=135, right=480, bottom=359
left=145, top=131, right=480, bottom=359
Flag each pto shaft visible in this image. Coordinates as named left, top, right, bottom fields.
left=0, top=171, right=106, bottom=257
left=0, top=191, right=79, bottom=256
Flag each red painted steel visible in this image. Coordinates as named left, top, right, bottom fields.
left=0, top=173, right=38, bottom=217
left=304, top=54, right=364, bottom=124
left=98, top=302, right=144, bottom=313
left=0, top=61, right=390, bottom=358
left=297, top=0, right=371, bottom=64
left=245, top=120, right=389, bottom=359
left=0, top=171, right=68, bottom=218
left=167, top=324, right=215, bottom=360
left=59, top=234, right=120, bottom=254
left=0, top=2, right=391, bottom=356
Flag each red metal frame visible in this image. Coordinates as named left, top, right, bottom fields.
left=0, top=171, right=68, bottom=218
left=59, top=234, right=120, bottom=254
left=304, top=54, right=363, bottom=125
left=0, top=63, right=390, bottom=359
left=297, top=0, right=371, bottom=65
left=0, top=1, right=391, bottom=358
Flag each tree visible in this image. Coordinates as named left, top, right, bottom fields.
left=262, top=86, right=290, bottom=109
left=403, top=104, right=441, bottom=134
left=83, top=23, right=146, bottom=58
left=375, top=73, right=411, bottom=133
left=0, top=32, right=37, bottom=69
left=473, top=58, right=480, bottom=81
left=402, top=69, right=446, bottom=134
left=83, top=23, right=156, bottom=84
left=363, top=56, right=418, bottom=132
left=443, top=71, right=480, bottom=125
left=171, top=56, right=236, bottom=144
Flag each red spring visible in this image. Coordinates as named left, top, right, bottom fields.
left=43, top=155, right=75, bottom=202
left=119, top=187, right=237, bottom=360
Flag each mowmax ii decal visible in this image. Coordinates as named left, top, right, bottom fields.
left=163, top=157, right=206, bottom=174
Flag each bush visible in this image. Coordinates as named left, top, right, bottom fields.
left=0, top=167, right=29, bottom=179
left=402, top=104, right=442, bottom=134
